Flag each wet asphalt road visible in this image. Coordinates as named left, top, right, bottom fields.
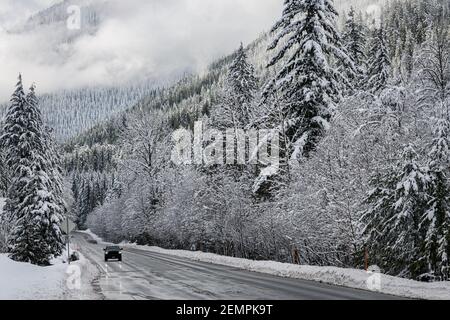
left=73, top=232, right=402, bottom=300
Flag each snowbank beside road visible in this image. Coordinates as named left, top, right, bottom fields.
left=0, top=250, right=97, bottom=300
left=0, top=254, right=68, bottom=300
left=0, top=199, right=98, bottom=300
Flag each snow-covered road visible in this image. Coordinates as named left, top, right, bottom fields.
left=73, top=232, right=400, bottom=300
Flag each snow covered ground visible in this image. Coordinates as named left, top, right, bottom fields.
left=81, top=230, right=450, bottom=300
left=0, top=199, right=99, bottom=300
left=0, top=248, right=98, bottom=300
left=0, top=253, right=67, bottom=300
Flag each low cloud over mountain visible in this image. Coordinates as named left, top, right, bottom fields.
left=0, top=0, right=283, bottom=100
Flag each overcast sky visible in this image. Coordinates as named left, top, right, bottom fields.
left=0, top=0, right=283, bottom=100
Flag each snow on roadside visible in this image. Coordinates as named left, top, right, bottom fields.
left=0, top=253, right=67, bottom=300
left=79, top=230, right=450, bottom=300
left=0, top=197, right=64, bottom=299
left=0, top=198, right=99, bottom=300
left=0, top=249, right=98, bottom=300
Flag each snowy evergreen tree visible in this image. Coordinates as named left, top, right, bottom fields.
left=264, top=0, right=355, bottom=158
left=362, top=145, right=429, bottom=278
left=342, top=7, right=367, bottom=76
left=0, top=149, right=8, bottom=196
left=42, top=125, right=67, bottom=251
left=216, top=43, right=258, bottom=128
left=0, top=75, right=29, bottom=231
left=366, top=25, right=391, bottom=93
left=26, top=86, right=65, bottom=258
left=1, top=77, right=64, bottom=265
left=415, top=22, right=449, bottom=118
left=75, top=176, right=93, bottom=229
left=401, top=29, right=416, bottom=79
left=422, top=119, right=450, bottom=280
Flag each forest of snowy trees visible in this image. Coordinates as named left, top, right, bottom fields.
left=0, top=82, right=159, bottom=141
left=0, top=0, right=448, bottom=281
left=75, top=0, right=450, bottom=281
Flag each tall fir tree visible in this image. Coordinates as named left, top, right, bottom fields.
left=264, top=0, right=355, bottom=158
left=226, top=43, right=258, bottom=125
left=0, top=150, right=8, bottom=196
left=422, top=119, right=450, bottom=280
left=0, top=77, right=64, bottom=265
left=366, top=24, right=391, bottom=93
left=26, top=86, right=65, bottom=258
left=76, top=177, right=92, bottom=229
left=215, top=43, right=258, bottom=129
left=362, top=145, right=429, bottom=278
left=0, top=75, right=29, bottom=231
left=208, top=44, right=258, bottom=209
left=43, top=125, right=67, bottom=235
left=342, top=7, right=367, bottom=77
left=401, top=29, right=416, bottom=78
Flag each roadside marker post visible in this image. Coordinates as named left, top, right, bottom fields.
left=62, top=216, right=77, bottom=264
left=364, top=247, right=369, bottom=271
left=67, top=217, right=70, bottom=264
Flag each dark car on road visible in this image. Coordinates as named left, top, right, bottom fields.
left=104, top=246, right=123, bottom=262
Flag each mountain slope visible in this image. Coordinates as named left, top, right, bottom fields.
left=0, top=80, right=159, bottom=141
left=335, top=0, right=386, bottom=13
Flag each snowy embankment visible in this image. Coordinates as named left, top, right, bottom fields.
left=0, top=199, right=98, bottom=300
left=0, top=250, right=96, bottom=300
left=0, top=254, right=67, bottom=300
left=81, top=229, right=450, bottom=300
